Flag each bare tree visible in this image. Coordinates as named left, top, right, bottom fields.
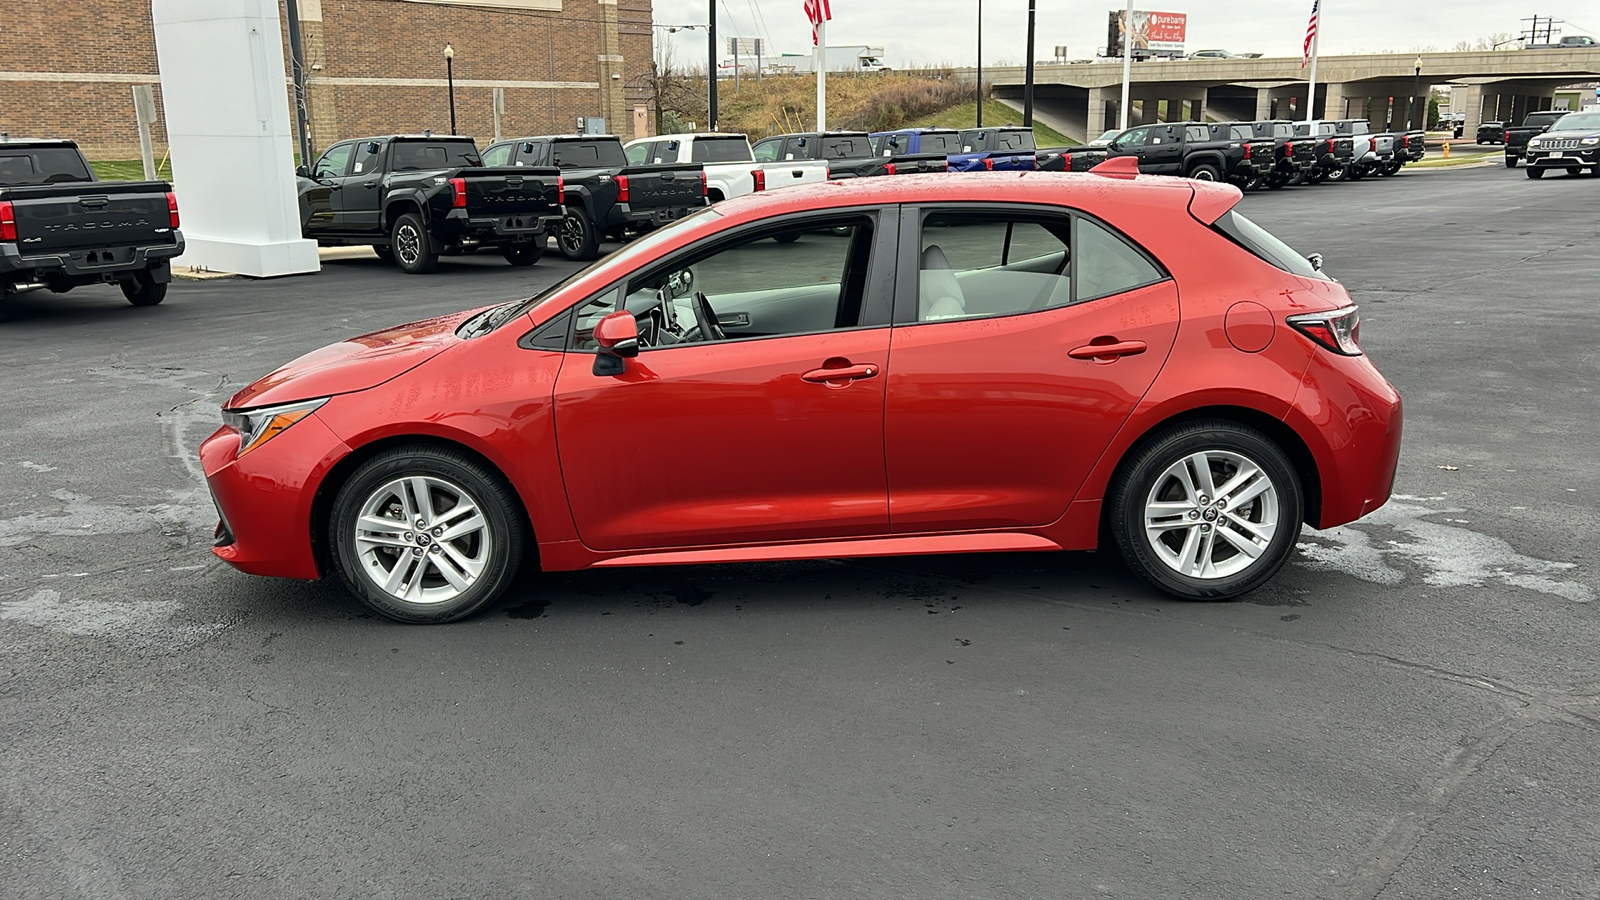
left=629, top=41, right=707, bottom=136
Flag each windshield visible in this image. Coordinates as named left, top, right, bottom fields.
left=691, top=137, right=753, bottom=163
left=0, top=147, right=94, bottom=185
left=1213, top=210, right=1328, bottom=281
left=391, top=141, right=481, bottom=170
left=1551, top=113, right=1600, bottom=131
left=480, top=205, right=723, bottom=331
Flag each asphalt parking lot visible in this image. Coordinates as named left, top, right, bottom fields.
left=3, top=163, right=1598, bottom=899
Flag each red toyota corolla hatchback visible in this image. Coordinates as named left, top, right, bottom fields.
left=201, top=167, right=1401, bottom=623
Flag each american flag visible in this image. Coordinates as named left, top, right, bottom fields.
left=1301, top=0, right=1320, bottom=69
left=805, top=0, right=832, bottom=46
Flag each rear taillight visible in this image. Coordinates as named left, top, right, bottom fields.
left=1288, top=306, right=1362, bottom=356
left=885, top=162, right=897, bottom=175
left=449, top=177, right=466, bottom=209
left=945, top=160, right=954, bottom=172
left=557, top=175, right=565, bottom=206
left=1327, top=138, right=1335, bottom=152
left=1399, top=135, right=1408, bottom=148
left=751, top=169, right=766, bottom=192
left=1243, top=143, right=1252, bottom=159
left=166, top=191, right=180, bottom=229
left=700, top=170, right=707, bottom=195
left=615, top=174, right=629, bottom=202
left=1368, top=137, right=1376, bottom=151
left=1504, top=130, right=1511, bottom=143
left=982, top=158, right=995, bottom=170
left=0, top=200, right=16, bottom=242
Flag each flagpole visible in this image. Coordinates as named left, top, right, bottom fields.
left=1304, top=1, right=1321, bottom=123
left=816, top=18, right=826, bottom=131
left=1118, top=0, right=1133, bottom=130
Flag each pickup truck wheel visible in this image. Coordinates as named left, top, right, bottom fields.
left=1526, top=167, right=1545, bottom=179
left=120, top=273, right=167, bottom=307
left=373, top=245, right=394, bottom=262
left=556, top=208, right=599, bottom=261
left=391, top=213, right=437, bottom=274
left=1187, top=163, right=1222, bottom=182
left=1504, top=156, right=1518, bottom=168
left=1264, top=175, right=1287, bottom=190
left=1325, top=166, right=1346, bottom=183
left=502, top=239, right=544, bottom=267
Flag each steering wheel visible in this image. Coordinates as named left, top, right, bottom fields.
left=691, top=291, right=726, bottom=342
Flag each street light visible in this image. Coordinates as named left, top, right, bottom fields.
left=976, top=0, right=983, bottom=127
left=1412, top=56, right=1423, bottom=130
left=444, top=43, right=457, bottom=135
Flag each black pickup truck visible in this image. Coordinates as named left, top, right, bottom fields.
left=1232, top=120, right=1316, bottom=188
left=1291, top=121, right=1356, bottom=184
left=750, top=131, right=897, bottom=179
left=1101, top=122, right=1273, bottom=186
left=296, top=134, right=561, bottom=274
left=482, top=135, right=704, bottom=261
left=1505, top=110, right=1571, bottom=168
left=1, top=138, right=182, bottom=307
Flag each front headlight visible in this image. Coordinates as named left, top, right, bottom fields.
left=1582, top=136, right=1600, bottom=145
left=221, top=398, right=328, bottom=457
left=1528, top=138, right=1541, bottom=147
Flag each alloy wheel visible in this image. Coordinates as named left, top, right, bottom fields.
left=560, top=214, right=584, bottom=256
left=354, top=476, right=491, bottom=604
left=396, top=224, right=421, bottom=266
left=1142, top=450, right=1279, bottom=580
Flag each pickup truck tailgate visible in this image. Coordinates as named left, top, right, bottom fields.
left=4, top=181, right=176, bottom=252
left=462, top=167, right=562, bottom=219
left=620, top=164, right=703, bottom=209
left=886, top=153, right=947, bottom=175
left=757, top=162, right=829, bottom=189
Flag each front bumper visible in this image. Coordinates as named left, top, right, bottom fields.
left=1, top=234, right=183, bottom=286
left=201, top=412, right=353, bottom=580
left=1526, top=147, right=1599, bottom=168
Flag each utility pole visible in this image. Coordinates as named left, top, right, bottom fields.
left=708, top=1, right=718, bottom=130
left=1023, top=0, right=1036, bottom=127
left=1119, top=0, right=1133, bottom=130
left=976, top=0, right=983, bottom=127
left=284, top=0, right=313, bottom=164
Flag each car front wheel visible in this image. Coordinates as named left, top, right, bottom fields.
left=1187, top=163, right=1222, bottom=182
left=1527, top=167, right=1545, bottom=179
left=329, top=446, right=526, bottom=623
left=1109, top=421, right=1304, bottom=600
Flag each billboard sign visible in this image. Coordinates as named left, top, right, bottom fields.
left=1106, top=10, right=1188, bottom=57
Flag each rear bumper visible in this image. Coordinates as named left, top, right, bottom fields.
left=1286, top=350, right=1404, bottom=529
left=0, top=234, right=183, bottom=286
left=441, top=209, right=558, bottom=240
left=201, top=413, right=352, bottom=580
left=606, top=201, right=703, bottom=230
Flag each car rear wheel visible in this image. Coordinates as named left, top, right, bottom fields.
left=329, top=446, right=526, bottom=624
left=1109, top=421, right=1303, bottom=600
left=391, top=212, right=437, bottom=274
left=1187, top=164, right=1222, bottom=182
left=121, top=272, right=167, bottom=307
left=557, top=207, right=599, bottom=261
left=1504, top=156, right=1518, bottom=168
left=502, top=239, right=545, bottom=267
left=1526, top=167, right=1545, bottom=179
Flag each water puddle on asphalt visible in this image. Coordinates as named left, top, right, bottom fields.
left=0, top=588, right=233, bottom=652
left=1295, top=495, right=1593, bottom=602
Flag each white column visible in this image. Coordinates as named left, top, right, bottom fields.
left=153, top=0, right=318, bottom=277
left=815, top=20, right=827, bottom=131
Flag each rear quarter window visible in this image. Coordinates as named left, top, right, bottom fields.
left=1213, top=210, right=1329, bottom=281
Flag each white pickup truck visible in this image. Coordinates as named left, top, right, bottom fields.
left=624, top=133, right=829, bottom=203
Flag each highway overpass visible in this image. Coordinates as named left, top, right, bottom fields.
left=965, top=49, right=1600, bottom=141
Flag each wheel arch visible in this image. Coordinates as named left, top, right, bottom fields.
left=308, top=433, right=537, bottom=579
left=1185, top=153, right=1226, bottom=175
left=381, top=194, right=428, bottom=232
left=1096, top=404, right=1323, bottom=532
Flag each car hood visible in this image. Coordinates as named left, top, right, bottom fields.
left=1536, top=128, right=1600, bottom=139
left=226, top=309, right=483, bottom=410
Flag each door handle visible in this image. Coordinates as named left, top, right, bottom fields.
left=1069, top=340, right=1147, bottom=360
left=363, top=181, right=378, bottom=188
left=801, top=363, right=879, bottom=384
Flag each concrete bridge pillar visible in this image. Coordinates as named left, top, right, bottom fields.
left=1322, top=82, right=1347, bottom=120
left=1254, top=89, right=1272, bottom=121
left=1088, top=87, right=1115, bottom=136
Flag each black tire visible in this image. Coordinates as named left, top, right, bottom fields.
left=1345, top=165, right=1365, bottom=182
left=1306, top=169, right=1327, bottom=185
left=1325, top=165, right=1346, bottom=183
left=1265, top=174, right=1287, bottom=190
left=1566, top=167, right=1582, bottom=177
left=773, top=233, right=801, bottom=244
left=372, top=245, right=395, bottom=262
left=1504, top=156, right=1518, bottom=169
left=1108, top=420, right=1304, bottom=601
left=328, top=446, right=527, bottom=624
left=390, top=212, right=437, bottom=274
left=1526, top=167, right=1544, bottom=179
left=1187, top=163, right=1222, bottom=182
left=120, top=272, right=167, bottom=307
left=556, top=207, right=599, bottom=261
left=502, top=239, right=545, bottom=267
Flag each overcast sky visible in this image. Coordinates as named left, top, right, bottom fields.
left=654, top=0, right=1597, bottom=69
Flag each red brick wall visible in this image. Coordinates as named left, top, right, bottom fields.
left=0, top=0, right=655, bottom=160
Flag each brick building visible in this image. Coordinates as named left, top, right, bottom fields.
left=0, top=0, right=656, bottom=160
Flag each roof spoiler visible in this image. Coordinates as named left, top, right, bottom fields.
left=1089, top=156, right=1140, bottom=179
left=1187, top=181, right=1243, bottom=225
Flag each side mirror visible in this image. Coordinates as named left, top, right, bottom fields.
left=296, top=165, right=312, bottom=178
left=1306, top=253, right=1324, bottom=272
left=592, top=311, right=638, bottom=376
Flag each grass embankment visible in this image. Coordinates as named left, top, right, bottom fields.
left=89, top=159, right=174, bottom=181
left=1409, top=151, right=1497, bottom=169
left=711, top=73, right=1072, bottom=144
